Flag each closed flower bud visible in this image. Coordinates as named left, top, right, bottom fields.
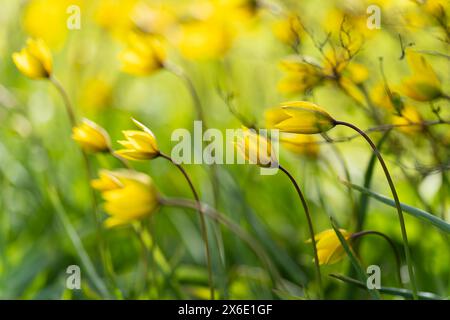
left=265, top=101, right=336, bottom=134
left=307, top=229, right=352, bottom=265
left=115, top=118, right=160, bottom=160
left=12, top=38, right=52, bottom=79
left=235, top=128, right=278, bottom=167
left=92, top=169, right=160, bottom=228
left=72, top=119, right=111, bottom=153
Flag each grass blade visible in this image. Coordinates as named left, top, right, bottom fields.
left=330, top=218, right=381, bottom=300
left=48, top=187, right=111, bottom=298
left=330, top=273, right=442, bottom=300
left=345, top=182, right=450, bottom=233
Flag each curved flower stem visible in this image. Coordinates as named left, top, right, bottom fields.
left=335, top=120, right=418, bottom=299
left=159, top=152, right=215, bottom=300
left=164, top=62, right=206, bottom=125
left=50, top=75, right=111, bottom=290
left=278, top=165, right=323, bottom=298
left=351, top=230, right=402, bottom=286
left=133, top=224, right=150, bottom=295
left=50, top=76, right=76, bottom=127
left=160, top=197, right=282, bottom=288
left=109, top=147, right=131, bottom=169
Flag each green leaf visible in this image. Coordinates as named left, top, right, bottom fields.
left=345, top=182, right=450, bottom=233
left=330, top=273, right=443, bottom=300
left=330, top=218, right=381, bottom=300
left=358, top=130, right=390, bottom=231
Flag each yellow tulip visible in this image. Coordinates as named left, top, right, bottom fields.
left=277, top=56, right=323, bottom=94
left=265, top=101, right=336, bottom=134
left=307, top=229, right=352, bottom=265
left=91, top=170, right=123, bottom=192
left=235, top=128, right=277, bottom=167
left=92, top=169, right=160, bottom=228
left=72, top=119, right=111, bottom=153
left=119, top=33, right=165, bottom=76
left=115, top=119, right=160, bottom=160
left=392, top=106, right=423, bottom=134
left=279, top=134, right=320, bottom=158
left=12, top=38, right=52, bottom=79
left=401, top=50, right=442, bottom=101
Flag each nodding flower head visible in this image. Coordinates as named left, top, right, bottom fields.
left=235, top=128, right=278, bottom=168
left=92, top=169, right=160, bottom=228
left=119, top=33, right=166, bottom=76
left=72, top=119, right=111, bottom=153
left=265, top=101, right=336, bottom=134
left=307, top=229, right=353, bottom=265
left=12, top=38, right=52, bottom=79
left=115, top=119, right=160, bottom=161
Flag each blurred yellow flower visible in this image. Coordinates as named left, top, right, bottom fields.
left=278, top=56, right=323, bottom=94
left=92, top=170, right=160, bottom=228
left=400, top=50, right=442, bottom=101
left=371, top=82, right=395, bottom=111
left=338, top=77, right=366, bottom=106
left=119, top=33, right=166, bottom=76
left=272, top=14, right=302, bottom=46
left=265, top=101, right=336, bottom=134
left=177, top=18, right=231, bottom=60
left=116, top=119, right=160, bottom=160
left=72, top=119, right=111, bottom=153
left=132, top=3, right=176, bottom=36
left=280, top=134, right=320, bottom=158
left=415, top=0, right=448, bottom=19
left=235, top=128, right=277, bottom=167
left=12, top=38, right=52, bottom=79
left=23, top=0, right=77, bottom=48
left=79, top=78, right=113, bottom=113
left=345, top=63, right=369, bottom=84
left=392, top=106, right=423, bottom=134
left=307, top=229, right=352, bottom=265
left=91, top=170, right=123, bottom=192
left=94, top=0, right=137, bottom=38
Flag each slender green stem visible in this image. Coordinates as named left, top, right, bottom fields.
left=164, top=62, right=206, bottom=124
left=50, top=76, right=76, bottom=127
left=160, top=197, right=282, bottom=288
left=48, top=186, right=111, bottom=298
left=159, top=152, right=215, bottom=300
left=330, top=218, right=381, bottom=299
left=330, top=274, right=442, bottom=300
left=351, top=230, right=402, bottom=286
left=50, top=75, right=111, bottom=292
left=335, top=120, right=418, bottom=299
left=109, top=147, right=131, bottom=168
left=133, top=225, right=150, bottom=296
left=278, top=165, right=322, bottom=298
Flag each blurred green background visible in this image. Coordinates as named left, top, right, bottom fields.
left=0, top=0, right=449, bottom=299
